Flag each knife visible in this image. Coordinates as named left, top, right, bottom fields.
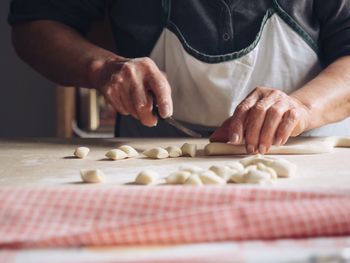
left=152, top=102, right=202, bottom=138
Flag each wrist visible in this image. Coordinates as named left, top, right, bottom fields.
left=290, top=92, right=321, bottom=131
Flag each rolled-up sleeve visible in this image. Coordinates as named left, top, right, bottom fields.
left=8, top=0, right=107, bottom=34
left=315, top=0, right=350, bottom=66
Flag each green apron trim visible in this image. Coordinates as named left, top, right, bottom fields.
left=273, top=0, right=319, bottom=55
left=161, top=1, right=320, bottom=64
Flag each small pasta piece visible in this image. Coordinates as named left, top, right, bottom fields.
left=165, top=146, right=182, bottom=158
left=243, top=169, right=273, bottom=185
left=226, top=162, right=244, bottom=172
left=269, top=159, right=297, bottom=178
left=166, top=171, right=191, bottom=184
left=181, top=143, right=197, bottom=157
left=257, top=163, right=278, bottom=180
left=74, top=147, right=90, bottom=159
left=106, top=149, right=128, bottom=160
left=229, top=170, right=245, bottom=184
left=184, top=174, right=203, bottom=186
left=198, top=171, right=226, bottom=185
left=209, top=165, right=233, bottom=181
left=118, top=145, right=139, bottom=158
left=135, top=170, right=159, bottom=185
left=80, top=169, right=105, bottom=183
left=143, top=147, right=169, bottom=159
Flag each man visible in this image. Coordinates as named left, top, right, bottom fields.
left=8, top=0, right=350, bottom=154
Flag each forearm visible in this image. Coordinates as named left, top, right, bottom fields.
left=291, top=56, right=350, bottom=130
left=12, top=20, right=123, bottom=89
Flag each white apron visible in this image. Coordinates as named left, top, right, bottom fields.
left=119, top=3, right=350, bottom=137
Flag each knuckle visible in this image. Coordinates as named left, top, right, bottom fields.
left=121, top=62, right=135, bottom=76
left=236, top=103, right=250, bottom=113
left=254, top=103, right=267, bottom=113
left=287, top=109, right=298, bottom=121
left=268, top=106, right=284, bottom=117
left=140, top=57, right=155, bottom=68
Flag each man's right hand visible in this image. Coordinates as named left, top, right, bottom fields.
left=90, top=57, right=173, bottom=127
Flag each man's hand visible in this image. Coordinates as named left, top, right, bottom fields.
left=91, top=57, right=173, bottom=127
left=210, top=87, right=312, bottom=154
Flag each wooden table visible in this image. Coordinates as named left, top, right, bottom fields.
left=1, top=138, right=350, bottom=263
left=0, top=138, right=350, bottom=188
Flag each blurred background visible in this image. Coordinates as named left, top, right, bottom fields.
left=0, top=0, right=115, bottom=138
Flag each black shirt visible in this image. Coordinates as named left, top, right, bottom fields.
left=8, top=0, right=350, bottom=66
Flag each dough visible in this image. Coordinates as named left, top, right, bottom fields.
left=166, top=171, right=191, bottom=184
left=165, top=146, right=182, bottom=158
left=74, top=147, right=90, bottom=159
left=198, top=171, right=226, bottom=185
left=204, top=137, right=350, bottom=155
left=181, top=143, right=197, bottom=157
left=268, top=159, right=297, bottom=178
left=135, top=170, right=159, bottom=185
left=243, top=169, right=273, bottom=185
left=80, top=169, right=104, bottom=183
left=143, top=147, right=169, bottom=159
left=257, top=163, right=278, bottom=180
left=118, top=145, right=139, bottom=158
left=209, top=165, right=234, bottom=182
left=105, top=149, right=128, bottom=160
left=184, top=174, right=203, bottom=186
left=179, top=164, right=204, bottom=173
left=229, top=171, right=245, bottom=184
left=240, top=155, right=296, bottom=178
left=240, top=154, right=275, bottom=167
left=226, top=162, right=245, bottom=172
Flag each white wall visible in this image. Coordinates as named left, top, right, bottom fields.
left=0, top=0, right=56, bottom=137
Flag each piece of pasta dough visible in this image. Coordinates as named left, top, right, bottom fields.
left=80, top=169, right=105, bottom=183
left=105, top=149, right=128, bottom=160
left=143, top=147, right=169, bottom=159
left=181, top=143, right=197, bottom=157
left=166, top=171, right=191, bottom=184
left=74, top=147, right=90, bottom=159
left=184, top=174, right=203, bottom=185
left=135, top=170, right=159, bottom=185
left=239, top=155, right=296, bottom=178
left=198, top=171, right=226, bottom=185
left=118, top=145, right=139, bottom=158
left=226, top=162, right=245, bottom=172
left=243, top=169, right=273, bottom=185
left=165, top=146, right=182, bottom=158
left=209, top=165, right=235, bottom=182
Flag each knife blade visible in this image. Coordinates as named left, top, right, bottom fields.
left=152, top=103, right=202, bottom=138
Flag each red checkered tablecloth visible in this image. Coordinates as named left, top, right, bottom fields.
left=0, top=186, right=350, bottom=249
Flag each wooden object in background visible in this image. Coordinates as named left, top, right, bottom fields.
left=79, top=88, right=99, bottom=131
left=56, top=86, right=75, bottom=138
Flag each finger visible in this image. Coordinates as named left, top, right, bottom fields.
left=226, top=90, right=262, bottom=144
left=132, top=85, right=158, bottom=127
left=244, top=93, right=279, bottom=153
left=111, top=87, right=129, bottom=116
left=275, top=109, right=298, bottom=146
left=209, top=116, right=234, bottom=142
left=144, top=60, right=173, bottom=118
left=120, top=83, right=138, bottom=119
left=107, top=86, right=129, bottom=116
left=258, top=102, right=288, bottom=154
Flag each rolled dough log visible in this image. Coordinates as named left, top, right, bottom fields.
left=205, top=136, right=350, bottom=155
